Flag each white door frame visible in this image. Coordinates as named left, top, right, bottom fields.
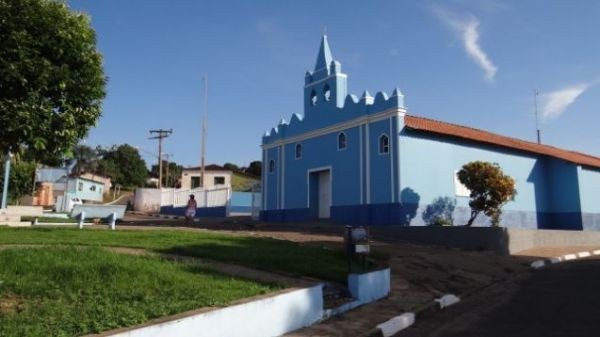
left=306, top=166, right=333, bottom=217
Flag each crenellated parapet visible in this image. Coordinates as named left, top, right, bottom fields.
left=263, top=35, right=406, bottom=145
left=262, top=88, right=405, bottom=144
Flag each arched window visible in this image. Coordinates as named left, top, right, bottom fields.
left=295, top=143, right=302, bottom=159
left=269, top=159, right=275, bottom=173
left=310, top=89, right=317, bottom=106
left=379, top=134, right=389, bottom=154
left=323, top=84, right=331, bottom=101
left=338, top=132, right=347, bottom=150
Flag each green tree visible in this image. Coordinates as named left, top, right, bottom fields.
left=457, top=161, right=517, bottom=227
left=0, top=0, right=106, bottom=161
left=245, top=161, right=262, bottom=177
left=72, top=144, right=98, bottom=174
left=223, top=163, right=241, bottom=173
left=150, top=161, right=183, bottom=187
left=97, top=145, right=147, bottom=188
left=0, top=158, right=36, bottom=204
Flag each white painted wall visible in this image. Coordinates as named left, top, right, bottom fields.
left=180, top=170, right=232, bottom=190
left=107, top=285, right=324, bottom=337
left=133, top=188, right=161, bottom=213
left=348, top=268, right=391, bottom=304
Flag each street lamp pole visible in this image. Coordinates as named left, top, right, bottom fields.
left=1, top=151, right=12, bottom=209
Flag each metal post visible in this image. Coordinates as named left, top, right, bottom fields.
left=1, top=151, right=11, bottom=209
left=78, top=211, right=85, bottom=229
left=109, top=212, right=116, bottom=230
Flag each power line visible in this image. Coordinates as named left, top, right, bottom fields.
left=149, top=129, right=172, bottom=189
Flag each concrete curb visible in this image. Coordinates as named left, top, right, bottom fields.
left=530, top=249, right=600, bottom=270
left=367, top=294, right=459, bottom=337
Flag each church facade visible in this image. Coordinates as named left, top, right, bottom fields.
left=261, top=36, right=600, bottom=230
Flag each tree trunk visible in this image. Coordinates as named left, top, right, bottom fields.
left=466, top=210, right=479, bottom=226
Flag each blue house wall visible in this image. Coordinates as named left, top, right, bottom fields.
left=261, top=35, right=600, bottom=230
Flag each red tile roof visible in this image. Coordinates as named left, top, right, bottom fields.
left=404, top=114, right=600, bottom=169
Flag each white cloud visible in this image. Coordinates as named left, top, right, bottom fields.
left=540, top=84, right=589, bottom=121
left=434, top=8, right=498, bottom=82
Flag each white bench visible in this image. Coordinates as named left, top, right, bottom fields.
left=70, top=205, right=127, bottom=230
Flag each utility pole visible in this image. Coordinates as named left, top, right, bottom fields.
left=201, top=76, right=208, bottom=188
left=149, top=129, right=172, bottom=189
left=534, top=89, right=541, bottom=144
left=164, top=154, right=172, bottom=187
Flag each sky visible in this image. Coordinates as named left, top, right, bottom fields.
left=68, top=0, right=600, bottom=168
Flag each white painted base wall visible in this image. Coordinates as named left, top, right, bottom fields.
left=106, top=285, right=323, bottom=337
left=133, top=188, right=161, bottom=213
left=348, top=268, right=391, bottom=304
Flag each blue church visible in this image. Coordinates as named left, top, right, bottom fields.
left=261, top=36, right=600, bottom=230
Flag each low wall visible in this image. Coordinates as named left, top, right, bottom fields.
left=102, top=285, right=323, bottom=337
left=348, top=268, right=391, bottom=304
left=230, top=192, right=254, bottom=214
left=6, top=205, right=44, bottom=216
left=506, top=228, right=600, bottom=253
left=160, top=206, right=227, bottom=218
left=370, top=226, right=600, bottom=255
left=370, top=226, right=512, bottom=254
left=133, top=188, right=161, bottom=213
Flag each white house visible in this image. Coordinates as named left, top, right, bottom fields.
left=180, top=165, right=232, bottom=190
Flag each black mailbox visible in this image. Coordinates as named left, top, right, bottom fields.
left=344, top=226, right=370, bottom=272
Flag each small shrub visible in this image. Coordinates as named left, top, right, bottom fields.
left=423, top=196, right=456, bottom=226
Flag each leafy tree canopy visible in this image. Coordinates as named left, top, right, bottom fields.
left=96, top=145, right=147, bottom=188
left=150, top=161, right=183, bottom=188
left=0, top=158, right=36, bottom=203
left=457, top=161, right=517, bottom=227
left=0, top=0, right=106, bottom=162
left=245, top=161, right=262, bottom=177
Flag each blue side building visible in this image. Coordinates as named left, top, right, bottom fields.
left=261, top=36, right=600, bottom=230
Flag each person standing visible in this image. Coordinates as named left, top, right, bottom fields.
left=185, top=194, right=197, bottom=226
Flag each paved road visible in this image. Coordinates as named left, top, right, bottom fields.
left=401, top=257, right=600, bottom=337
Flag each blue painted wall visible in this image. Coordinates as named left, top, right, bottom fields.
left=230, top=191, right=257, bottom=213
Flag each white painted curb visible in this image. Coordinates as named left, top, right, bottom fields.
left=530, top=260, right=545, bottom=269
left=376, top=312, right=415, bottom=337
left=578, top=251, right=591, bottom=258
left=549, top=256, right=562, bottom=264
left=530, top=248, right=600, bottom=270
left=434, top=294, right=461, bottom=309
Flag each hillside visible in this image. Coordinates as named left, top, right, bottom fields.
left=231, top=173, right=260, bottom=192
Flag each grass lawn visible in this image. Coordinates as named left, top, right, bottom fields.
left=0, top=227, right=353, bottom=283
left=0, top=246, right=274, bottom=337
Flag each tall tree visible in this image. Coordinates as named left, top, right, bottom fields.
left=245, top=161, right=262, bottom=177
left=223, top=163, right=241, bottom=173
left=457, top=161, right=517, bottom=227
left=97, top=145, right=147, bottom=188
left=0, top=0, right=106, bottom=161
left=0, top=156, right=36, bottom=204
left=72, top=144, right=98, bottom=174
left=150, top=161, right=183, bottom=187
